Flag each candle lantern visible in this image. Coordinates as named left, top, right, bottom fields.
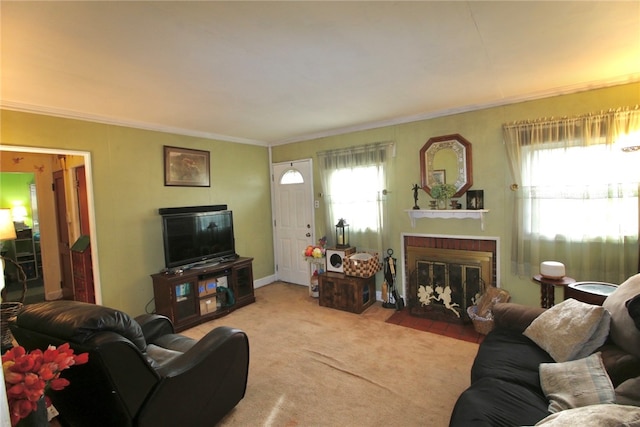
left=335, top=219, right=349, bottom=248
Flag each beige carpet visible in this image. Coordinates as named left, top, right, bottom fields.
left=182, top=282, right=479, bottom=427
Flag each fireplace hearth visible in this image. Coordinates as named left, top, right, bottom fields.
left=402, top=234, right=499, bottom=324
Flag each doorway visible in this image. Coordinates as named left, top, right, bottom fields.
left=272, top=159, right=315, bottom=286
left=0, top=146, right=101, bottom=304
left=0, top=173, right=45, bottom=303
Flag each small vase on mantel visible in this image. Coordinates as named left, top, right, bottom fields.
left=437, top=198, right=449, bottom=210
left=16, top=396, right=48, bottom=427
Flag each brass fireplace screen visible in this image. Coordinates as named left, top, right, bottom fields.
left=406, top=247, right=493, bottom=323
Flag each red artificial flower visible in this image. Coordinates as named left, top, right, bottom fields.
left=2, top=344, right=89, bottom=427
left=49, top=377, right=70, bottom=391
left=10, top=399, right=36, bottom=425
left=12, top=354, right=36, bottom=373
left=74, top=352, right=89, bottom=365
left=3, top=370, right=24, bottom=384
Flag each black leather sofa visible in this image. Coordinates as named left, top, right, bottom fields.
left=10, top=300, right=249, bottom=427
left=449, top=290, right=640, bottom=426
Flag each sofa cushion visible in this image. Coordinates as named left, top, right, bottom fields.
left=492, top=302, right=546, bottom=333
left=145, top=343, right=184, bottom=370
left=616, top=376, right=640, bottom=407
left=471, top=327, right=553, bottom=388
left=539, top=352, right=615, bottom=413
left=524, top=298, right=610, bottom=362
left=598, top=343, right=640, bottom=388
left=603, top=273, right=640, bottom=359
left=534, top=404, right=640, bottom=426
left=449, top=376, right=551, bottom=427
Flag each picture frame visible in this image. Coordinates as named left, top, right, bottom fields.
left=432, top=169, right=446, bottom=185
left=466, top=190, right=484, bottom=210
left=164, top=146, right=210, bottom=187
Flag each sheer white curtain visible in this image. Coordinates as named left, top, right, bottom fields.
left=503, top=107, right=640, bottom=283
left=317, top=142, right=392, bottom=254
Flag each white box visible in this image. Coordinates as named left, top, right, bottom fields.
left=326, top=247, right=356, bottom=273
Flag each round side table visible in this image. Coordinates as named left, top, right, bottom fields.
left=531, top=274, right=576, bottom=308
left=565, top=282, right=617, bottom=306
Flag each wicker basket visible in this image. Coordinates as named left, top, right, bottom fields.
left=1, top=256, right=27, bottom=348
left=467, top=305, right=495, bottom=335
left=343, top=252, right=381, bottom=278
left=1, top=301, right=24, bottom=347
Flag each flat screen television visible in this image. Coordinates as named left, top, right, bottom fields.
left=159, top=206, right=236, bottom=269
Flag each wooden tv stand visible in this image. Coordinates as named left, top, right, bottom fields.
left=150, top=257, right=254, bottom=332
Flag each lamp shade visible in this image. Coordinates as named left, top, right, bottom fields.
left=11, top=205, right=27, bottom=222
left=0, top=209, right=17, bottom=240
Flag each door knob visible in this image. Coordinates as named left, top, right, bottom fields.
left=306, top=233, right=311, bottom=237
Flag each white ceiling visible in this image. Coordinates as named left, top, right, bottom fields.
left=2, top=1, right=639, bottom=146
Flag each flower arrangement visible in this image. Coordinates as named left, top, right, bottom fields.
left=430, top=183, right=457, bottom=200
left=2, top=343, right=89, bottom=426
left=303, top=236, right=327, bottom=259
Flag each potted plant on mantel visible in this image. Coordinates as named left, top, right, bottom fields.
left=430, top=184, right=457, bottom=210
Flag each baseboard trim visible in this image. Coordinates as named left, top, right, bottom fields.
left=254, top=274, right=276, bottom=289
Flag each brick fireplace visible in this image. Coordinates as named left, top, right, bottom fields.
left=402, top=234, right=499, bottom=324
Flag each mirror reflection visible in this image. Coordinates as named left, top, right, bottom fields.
left=420, top=134, right=473, bottom=198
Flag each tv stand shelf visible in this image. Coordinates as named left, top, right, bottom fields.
left=151, top=257, right=254, bottom=332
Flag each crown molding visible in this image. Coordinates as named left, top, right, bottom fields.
left=3, top=74, right=638, bottom=148
left=0, top=102, right=269, bottom=147
left=269, top=74, right=640, bottom=146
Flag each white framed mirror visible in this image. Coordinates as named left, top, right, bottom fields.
left=420, top=134, right=473, bottom=198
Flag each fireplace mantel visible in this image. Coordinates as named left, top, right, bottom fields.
left=405, top=209, right=489, bottom=230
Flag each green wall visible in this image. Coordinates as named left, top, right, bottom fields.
left=1, top=82, right=638, bottom=312
left=0, top=111, right=273, bottom=316
left=0, top=172, right=34, bottom=228
left=272, top=82, right=640, bottom=305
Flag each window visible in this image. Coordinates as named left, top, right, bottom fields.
left=280, top=169, right=304, bottom=185
left=318, top=142, right=392, bottom=253
left=522, top=141, right=638, bottom=239
left=325, top=165, right=384, bottom=233
left=504, top=107, right=639, bottom=283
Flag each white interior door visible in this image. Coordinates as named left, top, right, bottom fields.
left=273, top=160, right=314, bottom=286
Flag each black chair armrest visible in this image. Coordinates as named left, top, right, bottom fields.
left=135, top=313, right=174, bottom=342
left=156, top=326, right=248, bottom=377
left=136, top=326, right=249, bottom=427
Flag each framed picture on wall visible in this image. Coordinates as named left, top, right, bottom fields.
left=466, top=190, right=484, bottom=210
left=164, top=146, right=210, bottom=187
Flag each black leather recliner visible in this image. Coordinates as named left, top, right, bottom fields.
left=9, top=300, right=249, bottom=427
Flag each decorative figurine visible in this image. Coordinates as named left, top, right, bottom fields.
left=412, top=184, right=420, bottom=210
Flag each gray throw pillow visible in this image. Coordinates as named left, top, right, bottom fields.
left=534, top=404, right=640, bottom=426
left=539, top=352, right=615, bottom=413
left=524, top=298, right=610, bottom=362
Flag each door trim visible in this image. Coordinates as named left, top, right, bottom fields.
left=270, top=153, right=316, bottom=283
left=0, top=145, right=102, bottom=304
